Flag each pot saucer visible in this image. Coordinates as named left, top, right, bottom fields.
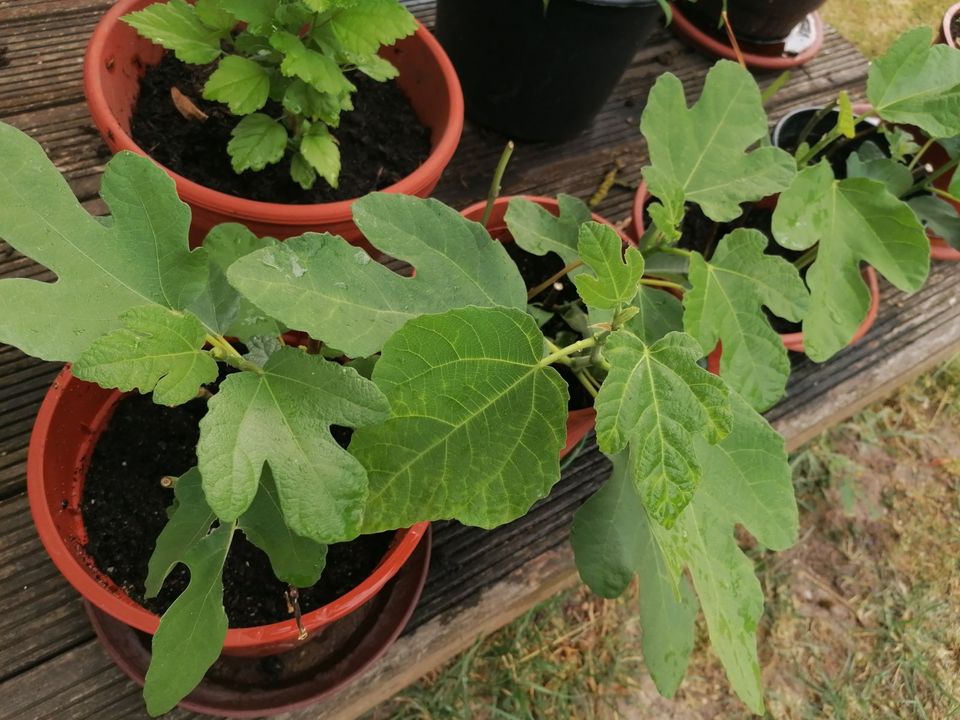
left=85, top=527, right=431, bottom=718
left=668, top=4, right=825, bottom=71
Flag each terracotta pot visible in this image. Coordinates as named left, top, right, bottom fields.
left=83, top=0, right=464, bottom=248
left=942, top=2, right=960, bottom=47
left=27, top=367, right=430, bottom=657
left=633, top=181, right=882, bottom=357
left=917, top=139, right=960, bottom=262
left=668, top=1, right=824, bottom=71
left=459, top=196, right=634, bottom=454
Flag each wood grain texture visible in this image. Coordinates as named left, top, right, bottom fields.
left=0, top=3, right=957, bottom=719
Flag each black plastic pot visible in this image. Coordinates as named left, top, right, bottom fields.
left=435, top=0, right=662, bottom=142
left=773, top=106, right=882, bottom=176
left=683, top=0, right=827, bottom=43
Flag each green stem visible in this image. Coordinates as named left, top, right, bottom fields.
left=659, top=246, right=693, bottom=257
left=205, top=334, right=263, bottom=374
left=539, top=337, right=598, bottom=367
left=544, top=339, right=574, bottom=366
left=481, top=141, right=515, bottom=227
left=796, top=114, right=867, bottom=167
left=931, top=186, right=960, bottom=204
left=639, top=277, right=684, bottom=292
left=573, top=371, right=599, bottom=398
left=793, top=245, right=818, bottom=271
left=907, top=137, right=937, bottom=173
left=527, top=259, right=584, bottom=301
left=908, top=155, right=960, bottom=196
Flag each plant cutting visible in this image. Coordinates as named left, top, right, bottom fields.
left=3, top=107, right=801, bottom=714
left=84, top=0, right=464, bottom=245
left=630, top=26, right=960, bottom=415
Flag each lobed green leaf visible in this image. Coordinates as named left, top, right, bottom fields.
left=504, top=194, right=592, bottom=272
left=228, top=193, right=527, bottom=358
left=573, top=222, right=645, bottom=310
left=352, top=307, right=568, bottom=533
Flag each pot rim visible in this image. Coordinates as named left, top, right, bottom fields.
left=944, top=2, right=960, bottom=48
left=668, top=2, right=825, bottom=70
left=27, top=366, right=429, bottom=651
left=82, top=0, right=464, bottom=224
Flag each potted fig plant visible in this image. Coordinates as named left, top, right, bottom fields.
left=631, top=26, right=960, bottom=414
left=3, top=109, right=800, bottom=715
left=84, top=0, right=464, bottom=246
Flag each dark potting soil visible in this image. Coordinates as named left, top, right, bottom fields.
left=129, top=54, right=432, bottom=204
left=81, top=392, right=392, bottom=628
left=502, top=240, right=594, bottom=411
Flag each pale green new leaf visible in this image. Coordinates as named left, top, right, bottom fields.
left=570, top=454, right=698, bottom=697
left=772, top=162, right=929, bottom=361
left=503, top=194, right=592, bottom=271
left=326, top=0, right=417, bottom=55
left=352, top=307, right=568, bottom=533
left=573, top=222, right=645, bottom=309
left=203, top=56, right=270, bottom=115
left=283, top=80, right=342, bottom=124
left=271, top=31, right=355, bottom=95
left=227, top=113, right=288, bottom=173
left=836, top=90, right=855, bottom=138
left=197, top=347, right=390, bottom=541
left=72, top=306, right=217, bottom=406
left=0, top=125, right=207, bottom=361
left=144, top=523, right=232, bottom=716
left=867, top=26, right=960, bottom=138
left=354, top=54, right=400, bottom=81
left=228, top=193, right=527, bottom=357
left=145, top=468, right=216, bottom=598
left=238, top=466, right=328, bottom=587
left=290, top=152, right=317, bottom=190
left=595, top=331, right=731, bottom=526
left=122, top=0, right=223, bottom=64
left=640, top=61, right=796, bottom=235
left=683, top=229, right=809, bottom=411
left=299, top=123, right=341, bottom=188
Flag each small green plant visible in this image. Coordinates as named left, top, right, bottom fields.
left=0, top=115, right=796, bottom=715
left=122, top=0, right=417, bottom=189
left=636, top=26, right=960, bottom=415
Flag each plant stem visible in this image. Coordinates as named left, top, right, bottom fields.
left=720, top=11, right=746, bottom=69
left=793, top=103, right=836, bottom=152
left=639, top=277, right=684, bottom=292
left=544, top=339, right=574, bottom=366
left=908, top=137, right=937, bottom=173
left=481, top=141, right=515, bottom=227
left=793, top=245, right=818, bottom=270
left=931, top=186, right=960, bottom=204
left=658, top=246, right=693, bottom=257
left=527, top=259, right=584, bottom=300
left=908, top=155, right=960, bottom=195
left=573, top=371, right=600, bottom=398
left=539, top=337, right=598, bottom=367
left=205, top=333, right=263, bottom=374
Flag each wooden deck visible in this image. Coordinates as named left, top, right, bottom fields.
left=1, top=2, right=958, bottom=718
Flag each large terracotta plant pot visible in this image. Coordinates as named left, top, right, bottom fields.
left=460, top=196, right=634, bottom=453
left=27, top=367, right=430, bottom=660
left=84, top=0, right=464, bottom=247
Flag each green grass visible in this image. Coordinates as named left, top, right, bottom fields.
left=822, top=0, right=947, bottom=57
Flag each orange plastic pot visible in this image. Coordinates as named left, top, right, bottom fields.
left=460, top=196, right=634, bottom=455
left=83, top=0, right=464, bottom=248
left=27, top=366, right=429, bottom=657
left=633, top=180, right=882, bottom=359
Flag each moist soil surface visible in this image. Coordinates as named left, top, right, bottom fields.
left=503, top=240, right=594, bottom=411
left=129, top=54, right=432, bottom=204
left=82, top=391, right=392, bottom=628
